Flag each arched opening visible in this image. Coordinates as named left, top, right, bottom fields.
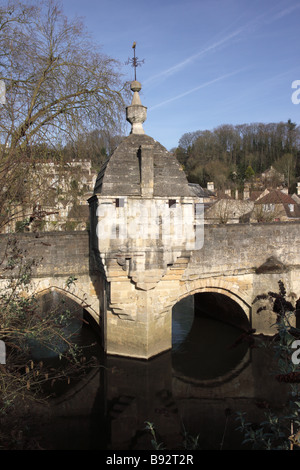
left=29, top=288, right=100, bottom=362
left=194, top=291, right=250, bottom=330
left=172, top=292, right=251, bottom=382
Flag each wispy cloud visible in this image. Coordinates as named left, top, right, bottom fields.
left=149, top=68, right=247, bottom=111
left=267, top=2, right=300, bottom=22
left=145, top=1, right=299, bottom=87
left=144, top=27, right=244, bottom=86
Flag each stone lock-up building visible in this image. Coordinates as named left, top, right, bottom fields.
left=88, top=80, right=204, bottom=359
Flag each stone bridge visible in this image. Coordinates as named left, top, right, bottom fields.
left=89, top=220, right=300, bottom=358
left=1, top=220, right=299, bottom=359
left=1, top=79, right=300, bottom=360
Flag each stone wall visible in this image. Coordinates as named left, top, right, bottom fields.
left=189, top=221, right=300, bottom=277
left=0, top=231, right=90, bottom=277
left=0, top=231, right=101, bottom=323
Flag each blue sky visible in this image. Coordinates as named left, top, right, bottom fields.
left=62, top=0, right=300, bottom=150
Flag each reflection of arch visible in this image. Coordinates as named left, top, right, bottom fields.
left=51, top=367, right=101, bottom=408
left=173, top=348, right=252, bottom=389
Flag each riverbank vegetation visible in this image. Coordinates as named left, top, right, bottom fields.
left=0, top=183, right=99, bottom=444
left=0, top=236, right=97, bottom=449
left=236, top=281, right=300, bottom=450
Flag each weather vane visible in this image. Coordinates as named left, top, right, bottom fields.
left=126, top=42, right=144, bottom=81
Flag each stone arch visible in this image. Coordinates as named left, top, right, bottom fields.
left=34, top=285, right=98, bottom=323
left=169, top=278, right=252, bottom=327
left=170, top=279, right=253, bottom=386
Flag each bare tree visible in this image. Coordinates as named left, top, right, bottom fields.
left=0, top=0, right=128, bottom=231
left=0, top=0, right=127, bottom=149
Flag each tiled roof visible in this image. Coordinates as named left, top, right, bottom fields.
left=255, top=189, right=296, bottom=205
left=188, top=183, right=215, bottom=198
left=216, top=190, right=232, bottom=199
left=255, top=189, right=300, bottom=218
left=249, top=191, right=264, bottom=201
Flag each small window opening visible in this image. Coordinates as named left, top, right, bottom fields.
left=116, top=198, right=124, bottom=207
left=169, top=199, right=176, bottom=208
left=289, top=204, right=294, bottom=212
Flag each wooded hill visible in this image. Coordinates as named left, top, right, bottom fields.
left=173, top=120, right=300, bottom=191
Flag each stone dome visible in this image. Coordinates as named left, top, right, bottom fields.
left=93, top=79, right=193, bottom=198
left=93, top=133, right=192, bottom=197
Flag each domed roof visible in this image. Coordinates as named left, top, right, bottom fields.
left=93, top=79, right=193, bottom=198
left=93, top=133, right=192, bottom=197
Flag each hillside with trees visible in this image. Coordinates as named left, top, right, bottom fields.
left=174, top=120, right=300, bottom=191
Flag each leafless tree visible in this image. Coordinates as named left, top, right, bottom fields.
left=0, top=0, right=128, bottom=231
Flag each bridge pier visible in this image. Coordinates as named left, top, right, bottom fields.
left=104, top=294, right=172, bottom=359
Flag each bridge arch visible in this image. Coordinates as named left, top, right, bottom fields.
left=171, top=281, right=253, bottom=386
left=28, top=286, right=100, bottom=361
left=33, top=284, right=99, bottom=324
left=170, top=278, right=252, bottom=327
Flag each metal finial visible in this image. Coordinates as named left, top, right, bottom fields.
left=125, top=42, right=144, bottom=81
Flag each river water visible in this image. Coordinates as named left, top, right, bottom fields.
left=31, top=295, right=289, bottom=451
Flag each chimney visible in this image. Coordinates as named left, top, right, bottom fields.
left=243, top=184, right=250, bottom=200
left=297, top=182, right=300, bottom=195
left=207, top=182, right=214, bottom=192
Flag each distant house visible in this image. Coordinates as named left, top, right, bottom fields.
left=204, top=193, right=254, bottom=224
left=2, top=159, right=96, bottom=233
left=188, top=183, right=216, bottom=202
left=292, top=193, right=300, bottom=205
left=261, top=166, right=285, bottom=187
left=248, top=188, right=270, bottom=202
left=292, top=182, right=300, bottom=204
left=190, top=180, right=300, bottom=224
left=251, top=189, right=300, bottom=222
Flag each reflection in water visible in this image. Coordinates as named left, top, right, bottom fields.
left=31, top=294, right=289, bottom=450
left=172, top=296, right=194, bottom=351
left=172, top=297, right=249, bottom=381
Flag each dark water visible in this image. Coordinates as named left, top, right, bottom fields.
left=31, top=295, right=289, bottom=451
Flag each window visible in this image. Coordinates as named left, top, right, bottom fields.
left=168, top=199, right=176, bottom=209
left=289, top=204, right=294, bottom=212
left=263, top=203, right=275, bottom=212
left=116, top=198, right=124, bottom=208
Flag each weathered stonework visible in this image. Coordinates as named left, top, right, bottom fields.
left=1, top=221, right=300, bottom=359
left=89, top=123, right=203, bottom=357
left=89, top=75, right=206, bottom=357
left=87, top=80, right=300, bottom=358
